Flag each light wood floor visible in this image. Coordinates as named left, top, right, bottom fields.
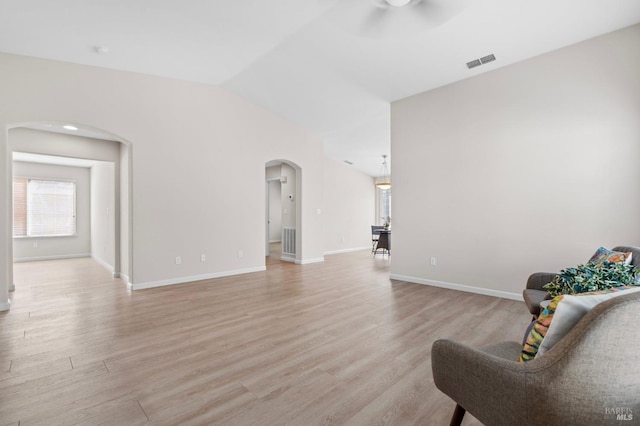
left=1, top=249, right=531, bottom=425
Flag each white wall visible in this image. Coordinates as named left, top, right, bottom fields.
left=323, top=158, right=375, bottom=254
left=390, top=24, right=640, bottom=299
left=10, top=128, right=120, bottom=162
left=119, top=144, right=130, bottom=280
left=265, top=165, right=280, bottom=181
left=268, top=180, right=281, bottom=242
left=12, top=161, right=91, bottom=261
left=280, top=163, right=297, bottom=229
left=91, top=161, right=116, bottom=271
left=0, top=51, right=326, bottom=301
left=1, top=130, right=10, bottom=309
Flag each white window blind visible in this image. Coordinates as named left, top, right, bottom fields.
left=12, top=178, right=76, bottom=237
left=12, top=178, right=27, bottom=237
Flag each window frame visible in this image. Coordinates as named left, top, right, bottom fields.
left=376, top=186, right=392, bottom=226
left=12, top=176, right=78, bottom=239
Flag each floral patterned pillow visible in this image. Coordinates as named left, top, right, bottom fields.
left=587, top=246, right=632, bottom=266
left=519, top=296, right=563, bottom=362
left=519, top=286, right=640, bottom=362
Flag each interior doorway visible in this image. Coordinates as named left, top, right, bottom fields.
left=7, top=122, right=133, bottom=290
left=265, top=159, right=300, bottom=265
left=265, top=178, right=282, bottom=258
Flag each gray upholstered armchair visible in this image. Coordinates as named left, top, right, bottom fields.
left=523, top=245, right=640, bottom=318
left=432, top=291, right=640, bottom=426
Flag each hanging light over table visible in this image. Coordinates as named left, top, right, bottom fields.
left=375, top=155, right=391, bottom=190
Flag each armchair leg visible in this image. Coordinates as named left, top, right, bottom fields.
left=450, top=404, right=466, bottom=426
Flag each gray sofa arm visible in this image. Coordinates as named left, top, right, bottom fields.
left=525, top=272, right=556, bottom=291
left=432, top=339, right=528, bottom=426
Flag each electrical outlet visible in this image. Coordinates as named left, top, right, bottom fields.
left=201, top=254, right=206, bottom=262
left=238, top=250, right=244, bottom=258
left=33, top=242, right=38, bottom=248
left=430, top=257, right=437, bottom=266
left=175, top=256, right=182, bottom=265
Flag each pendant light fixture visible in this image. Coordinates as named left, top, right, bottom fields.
left=375, top=155, right=391, bottom=190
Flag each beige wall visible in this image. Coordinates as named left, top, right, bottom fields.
left=268, top=180, right=282, bottom=242
left=91, top=161, right=116, bottom=271
left=1, top=129, right=9, bottom=308
left=0, top=50, right=375, bottom=304
left=280, top=163, right=297, bottom=230
left=323, top=157, right=375, bottom=254
left=390, top=24, right=640, bottom=299
left=119, top=144, right=130, bottom=280
left=10, top=128, right=121, bottom=162
left=0, top=52, right=327, bottom=300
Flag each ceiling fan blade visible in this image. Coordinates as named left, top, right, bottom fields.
left=372, top=0, right=391, bottom=8
left=320, top=0, right=469, bottom=39
left=412, top=0, right=472, bottom=26
left=321, top=0, right=390, bottom=37
left=359, top=7, right=391, bottom=38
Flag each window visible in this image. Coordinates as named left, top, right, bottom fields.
left=13, top=178, right=76, bottom=237
left=377, top=187, right=391, bottom=226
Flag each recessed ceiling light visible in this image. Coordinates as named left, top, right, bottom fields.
left=63, top=125, right=78, bottom=131
left=385, top=0, right=412, bottom=7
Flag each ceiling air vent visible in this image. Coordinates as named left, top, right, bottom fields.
left=466, top=53, right=496, bottom=69
left=466, top=59, right=482, bottom=69
left=480, top=54, right=496, bottom=64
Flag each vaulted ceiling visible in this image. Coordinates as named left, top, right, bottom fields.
left=1, top=0, right=639, bottom=175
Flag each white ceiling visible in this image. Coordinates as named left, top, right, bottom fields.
left=1, top=0, right=639, bottom=176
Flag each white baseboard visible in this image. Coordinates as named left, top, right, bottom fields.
left=91, top=255, right=114, bottom=273
left=9, top=284, right=15, bottom=292
left=121, top=273, right=132, bottom=290
left=296, top=257, right=325, bottom=265
left=13, top=253, right=91, bottom=263
left=324, top=246, right=370, bottom=255
left=389, top=274, right=523, bottom=301
left=129, top=266, right=267, bottom=291
left=0, top=301, right=10, bottom=311
left=279, top=255, right=325, bottom=265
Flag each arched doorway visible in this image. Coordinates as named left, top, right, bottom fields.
left=5, top=121, right=133, bottom=296
left=265, top=159, right=302, bottom=265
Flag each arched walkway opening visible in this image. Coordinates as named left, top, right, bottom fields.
left=5, top=121, right=133, bottom=299
left=265, top=159, right=302, bottom=266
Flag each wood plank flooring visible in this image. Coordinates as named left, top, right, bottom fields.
left=1, top=249, right=531, bottom=425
